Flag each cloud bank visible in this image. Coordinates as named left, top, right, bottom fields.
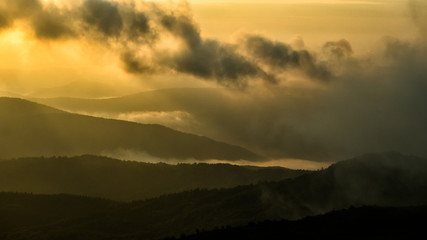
left=1, top=0, right=426, bottom=162
left=0, top=0, right=330, bottom=89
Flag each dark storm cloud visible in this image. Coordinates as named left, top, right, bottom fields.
left=0, top=0, right=332, bottom=87
left=0, top=0, right=154, bottom=40
left=243, top=35, right=331, bottom=81
left=322, top=39, right=353, bottom=60
left=127, top=12, right=151, bottom=39
left=162, top=39, right=273, bottom=88
left=121, top=52, right=154, bottom=74
left=31, top=11, right=74, bottom=39
left=155, top=11, right=276, bottom=88
left=160, top=14, right=202, bottom=48
left=81, top=0, right=123, bottom=37
left=0, top=11, right=9, bottom=29
left=0, top=0, right=73, bottom=39
left=170, top=10, right=427, bottom=161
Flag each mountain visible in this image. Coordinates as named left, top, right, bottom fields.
left=29, top=81, right=137, bottom=98
left=0, top=152, right=426, bottom=239
left=0, top=193, right=117, bottom=239
left=173, top=206, right=427, bottom=239
left=0, top=155, right=306, bottom=201
left=32, top=88, right=226, bottom=113
left=31, top=88, right=233, bottom=141
left=33, top=88, right=328, bottom=160
left=249, top=151, right=427, bottom=219
left=31, top=88, right=232, bottom=143
left=0, top=97, right=262, bottom=160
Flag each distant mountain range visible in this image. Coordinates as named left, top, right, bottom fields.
left=33, top=88, right=335, bottom=161
left=33, top=88, right=427, bottom=162
left=31, top=88, right=237, bottom=146
left=0, top=97, right=261, bottom=160
left=1, top=152, right=426, bottom=239
left=32, top=88, right=226, bottom=113
left=0, top=155, right=305, bottom=201
left=29, top=81, right=137, bottom=99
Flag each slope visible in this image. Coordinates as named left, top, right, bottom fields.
left=0, top=155, right=305, bottom=201
left=1, top=152, right=427, bottom=239
left=32, top=88, right=226, bottom=113
left=173, top=206, right=427, bottom=239
left=0, top=97, right=261, bottom=160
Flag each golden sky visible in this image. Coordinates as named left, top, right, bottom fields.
left=0, top=0, right=418, bottom=97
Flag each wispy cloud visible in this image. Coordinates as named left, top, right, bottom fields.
left=101, top=148, right=331, bottom=170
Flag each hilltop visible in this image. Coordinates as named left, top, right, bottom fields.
left=1, top=152, right=426, bottom=239
left=0, top=97, right=261, bottom=161
left=0, top=155, right=305, bottom=201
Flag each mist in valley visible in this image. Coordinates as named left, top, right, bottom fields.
left=1, top=0, right=427, bottom=239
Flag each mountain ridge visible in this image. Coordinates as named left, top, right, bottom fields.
left=0, top=154, right=305, bottom=201
left=1, top=152, right=427, bottom=239
left=32, top=87, right=226, bottom=113
left=171, top=205, right=427, bottom=239
left=0, top=97, right=262, bottom=161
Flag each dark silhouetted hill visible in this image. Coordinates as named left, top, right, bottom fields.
left=0, top=97, right=262, bottom=160
left=0, top=155, right=305, bottom=201
left=1, top=152, right=427, bottom=239
left=171, top=205, right=427, bottom=239
left=252, top=151, right=427, bottom=219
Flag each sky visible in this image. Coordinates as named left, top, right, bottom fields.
left=0, top=0, right=426, bottom=162
left=0, top=0, right=419, bottom=95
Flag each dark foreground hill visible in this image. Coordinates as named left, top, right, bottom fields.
left=172, top=206, right=427, bottom=239
left=0, top=97, right=261, bottom=160
left=0, top=155, right=305, bottom=201
left=1, top=152, right=426, bottom=240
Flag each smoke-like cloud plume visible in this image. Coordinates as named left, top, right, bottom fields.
left=242, top=35, right=331, bottom=81
left=82, top=0, right=124, bottom=37
left=0, top=12, right=9, bottom=29
left=0, top=0, right=72, bottom=39
left=322, top=39, right=353, bottom=60
left=0, top=0, right=331, bottom=88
